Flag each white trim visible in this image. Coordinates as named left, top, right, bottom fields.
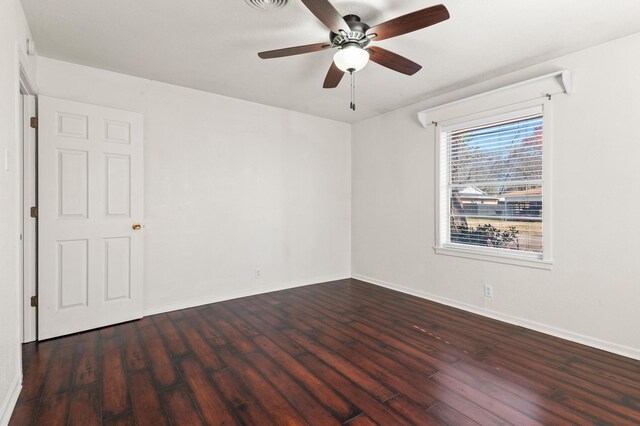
left=21, top=93, right=37, bottom=343
left=0, top=374, right=22, bottom=426
left=418, top=70, right=571, bottom=128
left=18, top=54, right=37, bottom=345
left=434, top=99, right=553, bottom=267
left=434, top=246, right=553, bottom=270
left=143, top=274, right=351, bottom=316
left=18, top=63, right=36, bottom=96
left=352, top=274, right=640, bottom=361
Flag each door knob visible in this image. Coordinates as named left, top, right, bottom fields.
left=132, top=224, right=142, bottom=231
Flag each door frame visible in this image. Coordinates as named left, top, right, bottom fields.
left=19, top=62, right=37, bottom=343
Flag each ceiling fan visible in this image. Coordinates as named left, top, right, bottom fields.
left=258, top=0, right=450, bottom=92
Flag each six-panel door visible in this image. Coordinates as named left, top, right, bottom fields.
left=38, top=96, right=144, bottom=340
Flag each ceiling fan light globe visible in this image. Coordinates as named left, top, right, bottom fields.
left=333, top=44, right=370, bottom=72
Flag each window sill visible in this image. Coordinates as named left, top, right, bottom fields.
left=434, top=245, right=553, bottom=270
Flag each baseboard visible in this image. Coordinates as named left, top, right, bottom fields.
left=0, top=374, right=21, bottom=426
left=352, top=273, right=640, bottom=361
left=143, top=274, right=351, bottom=317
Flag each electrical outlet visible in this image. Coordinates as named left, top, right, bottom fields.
left=483, top=284, right=494, bottom=298
left=255, top=269, right=261, bottom=279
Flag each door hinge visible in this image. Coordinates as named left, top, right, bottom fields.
left=30, top=116, right=38, bottom=129
left=30, top=206, right=38, bottom=219
left=30, top=295, right=38, bottom=307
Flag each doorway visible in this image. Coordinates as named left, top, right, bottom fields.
left=20, top=64, right=37, bottom=343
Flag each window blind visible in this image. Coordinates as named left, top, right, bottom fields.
left=445, top=113, right=544, bottom=254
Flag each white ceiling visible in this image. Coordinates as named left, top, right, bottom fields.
left=21, top=0, right=640, bottom=123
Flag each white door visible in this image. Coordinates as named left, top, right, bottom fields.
left=38, top=96, right=144, bottom=340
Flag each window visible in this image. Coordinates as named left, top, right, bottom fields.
left=436, top=104, right=552, bottom=268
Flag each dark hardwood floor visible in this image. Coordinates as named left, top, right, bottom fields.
left=9, top=279, right=640, bottom=425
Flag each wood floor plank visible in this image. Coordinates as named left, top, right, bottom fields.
left=253, top=335, right=360, bottom=422
left=318, top=308, right=590, bottom=424
left=308, top=288, right=466, bottom=362
left=429, top=372, right=544, bottom=425
left=11, top=279, right=640, bottom=425
left=73, top=330, right=100, bottom=386
left=161, top=385, right=205, bottom=426
left=345, top=414, right=379, bottom=426
left=19, top=339, right=57, bottom=402
left=251, top=297, right=316, bottom=334
left=174, top=317, right=225, bottom=371
left=128, top=371, right=170, bottom=426
left=283, top=328, right=396, bottom=402
left=297, top=352, right=412, bottom=426
left=346, top=280, right=518, bottom=339
left=347, top=320, right=444, bottom=371
left=476, top=348, right=640, bottom=422
left=120, top=322, right=148, bottom=374
left=178, top=357, right=239, bottom=425
left=515, top=327, right=640, bottom=373
left=205, top=303, right=261, bottom=337
left=246, top=351, right=340, bottom=425
left=448, top=360, right=593, bottom=424
left=211, top=367, right=276, bottom=425
left=182, top=308, right=227, bottom=346
left=549, top=389, right=639, bottom=425
left=310, top=329, right=439, bottom=409
left=167, top=310, right=186, bottom=321
left=385, top=395, right=443, bottom=425
left=101, top=337, right=130, bottom=419
left=136, top=320, right=181, bottom=389
left=426, top=402, right=481, bottom=426
left=234, top=297, right=285, bottom=328
left=68, top=385, right=101, bottom=426
left=21, top=343, right=37, bottom=376
left=489, top=341, right=640, bottom=406
left=8, top=399, right=39, bottom=426
left=320, top=316, right=440, bottom=378
left=34, top=392, right=70, bottom=425
left=42, top=344, right=75, bottom=397
left=339, top=281, right=514, bottom=338
left=102, top=412, right=136, bottom=426
left=414, top=378, right=510, bottom=425
left=216, top=346, right=308, bottom=425
left=228, top=302, right=306, bottom=357
left=271, top=294, right=357, bottom=344
left=100, top=326, right=117, bottom=339
left=151, top=314, right=189, bottom=357
left=210, top=317, right=256, bottom=354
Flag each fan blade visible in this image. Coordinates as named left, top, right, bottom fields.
left=301, top=0, right=349, bottom=34
left=258, top=42, right=330, bottom=59
left=368, top=4, right=449, bottom=41
left=368, top=47, right=422, bottom=75
left=323, top=62, right=344, bottom=88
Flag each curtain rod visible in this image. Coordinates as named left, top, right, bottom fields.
left=418, top=70, right=572, bottom=128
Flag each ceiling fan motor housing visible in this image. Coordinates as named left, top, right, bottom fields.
left=330, top=15, right=371, bottom=47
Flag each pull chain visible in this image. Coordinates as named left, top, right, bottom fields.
left=349, top=69, right=356, bottom=111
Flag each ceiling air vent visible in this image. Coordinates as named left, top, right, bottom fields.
left=245, top=0, right=288, bottom=11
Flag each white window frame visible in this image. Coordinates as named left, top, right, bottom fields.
left=434, top=98, right=553, bottom=270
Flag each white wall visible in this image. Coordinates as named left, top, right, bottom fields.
left=0, top=0, right=37, bottom=423
left=352, top=33, right=640, bottom=359
left=37, top=57, right=351, bottom=314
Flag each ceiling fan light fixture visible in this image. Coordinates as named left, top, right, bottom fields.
left=333, top=43, right=370, bottom=73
